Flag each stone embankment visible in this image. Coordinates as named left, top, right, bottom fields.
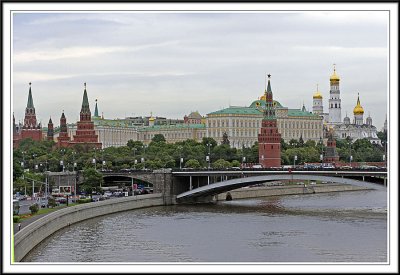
left=14, top=194, right=167, bottom=262
left=215, top=183, right=370, bottom=201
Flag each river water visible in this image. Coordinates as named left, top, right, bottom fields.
left=23, top=189, right=387, bottom=262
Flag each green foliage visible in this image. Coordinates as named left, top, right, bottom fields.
left=185, top=159, right=201, bottom=169
left=231, top=160, right=240, bottom=167
left=212, top=159, right=232, bottom=169
left=29, top=203, right=39, bottom=214
left=151, top=134, right=166, bottom=143
left=48, top=197, right=57, bottom=208
left=202, top=137, right=217, bottom=148
left=13, top=216, right=21, bottom=223
left=77, top=198, right=92, bottom=204
left=82, top=168, right=103, bottom=195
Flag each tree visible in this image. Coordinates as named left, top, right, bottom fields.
left=151, top=134, right=166, bottom=143
left=221, top=132, right=230, bottom=146
left=202, top=137, right=217, bottom=148
left=82, top=168, right=104, bottom=195
left=299, top=135, right=304, bottom=147
left=231, top=160, right=240, bottom=167
left=212, top=159, right=232, bottom=169
left=185, top=159, right=201, bottom=169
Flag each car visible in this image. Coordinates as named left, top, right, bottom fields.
left=340, top=165, right=353, bottom=170
left=55, top=197, right=67, bottom=204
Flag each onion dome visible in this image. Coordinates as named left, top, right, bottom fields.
left=330, top=65, right=340, bottom=81
left=353, top=93, right=364, bottom=115
left=313, top=84, right=323, bottom=99
left=149, top=112, right=155, bottom=122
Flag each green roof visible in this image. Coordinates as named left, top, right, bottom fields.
left=208, top=106, right=263, bottom=116
left=139, top=123, right=205, bottom=132
left=249, top=100, right=284, bottom=109
left=288, top=109, right=320, bottom=117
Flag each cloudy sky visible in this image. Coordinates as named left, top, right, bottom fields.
left=12, top=10, right=388, bottom=129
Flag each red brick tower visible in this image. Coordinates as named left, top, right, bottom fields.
left=21, top=82, right=42, bottom=142
left=258, top=74, right=281, bottom=168
left=47, top=117, right=54, bottom=141
left=70, top=83, right=102, bottom=148
left=323, top=128, right=339, bottom=163
left=13, top=113, right=21, bottom=148
left=58, top=111, right=70, bottom=147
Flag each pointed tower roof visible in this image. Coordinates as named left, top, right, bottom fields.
left=266, top=74, right=272, bottom=93
left=353, top=93, right=364, bottom=115
left=61, top=111, right=66, bottom=119
left=302, top=102, right=306, bottom=112
left=94, top=99, right=99, bottom=117
left=27, top=82, right=34, bottom=108
left=330, top=64, right=340, bottom=81
left=49, top=117, right=53, bottom=124
left=313, top=84, right=323, bottom=99
left=81, top=82, right=91, bottom=113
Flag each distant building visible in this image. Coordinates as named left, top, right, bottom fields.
left=333, top=93, right=381, bottom=145
left=323, top=129, right=340, bottom=163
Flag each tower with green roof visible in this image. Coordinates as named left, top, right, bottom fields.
left=258, top=74, right=281, bottom=167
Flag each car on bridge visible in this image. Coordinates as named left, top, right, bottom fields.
left=339, top=165, right=353, bottom=170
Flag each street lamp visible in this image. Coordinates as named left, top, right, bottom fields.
left=142, top=145, right=147, bottom=170
left=206, top=143, right=212, bottom=169
left=93, top=148, right=97, bottom=170
left=72, top=151, right=77, bottom=201
left=60, top=149, right=65, bottom=172
left=294, top=155, right=297, bottom=168
left=350, top=155, right=353, bottom=167
left=242, top=156, right=246, bottom=168
left=101, top=149, right=105, bottom=171
left=178, top=146, right=183, bottom=169
left=32, top=153, right=37, bottom=171
left=132, top=148, right=137, bottom=169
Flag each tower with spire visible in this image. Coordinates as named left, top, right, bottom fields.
left=47, top=117, right=54, bottom=141
left=20, top=82, right=42, bottom=142
left=71, top=83, right=102, bottom=148
left=323, top=128, right=340, bottom=163
left=258, top=74, right=281, bottom=168
left=94, top=99, right=99, bottom=118
left=58, top=111, right=70, bottom=147
left=312, top=84, right=323, bottom=115
left=328, top=64, right=342, bottom=125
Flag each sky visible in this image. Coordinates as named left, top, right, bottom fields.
left=12, top=11, right=389, bottom=129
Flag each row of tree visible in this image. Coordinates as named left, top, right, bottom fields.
left=13, top=133, right=387, bottom=194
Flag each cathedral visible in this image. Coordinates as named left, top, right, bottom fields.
left=312, top=66, right=381, bottom=145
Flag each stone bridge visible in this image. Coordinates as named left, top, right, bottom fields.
left=100, top=169, right=387, bottom=204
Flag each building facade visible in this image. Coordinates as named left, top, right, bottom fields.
left=333, top=93, right=381, bottom=145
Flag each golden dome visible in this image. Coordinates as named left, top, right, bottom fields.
left=330, top=65, right=340, bottom=81
left=260, top=94, right=266, bottom=101
left=353, top=94, right=364, bottom=115
left=149, top=112, right=155, bottom=121
left=313, top=84, right=323, bottom=99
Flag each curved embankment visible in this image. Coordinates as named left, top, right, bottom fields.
left=14, top=194, right=168, bottom=262
left=215, top=183, right=372, bottom=201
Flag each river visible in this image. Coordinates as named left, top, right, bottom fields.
left=23, top=189, right=387, bottom=262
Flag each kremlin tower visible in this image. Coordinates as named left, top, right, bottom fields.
left=58, top=111, right=70, bottom=147
left=47, top=117, right=54, bottom=141
left=21, top=83, right=42, bottom=142
left=70, top=83, right=102, bottom=149
left=258, top=74, right=281, bottom=168
left=328, top=65, right=342, bottom=125
left=323, top=128, right=339, bottom=163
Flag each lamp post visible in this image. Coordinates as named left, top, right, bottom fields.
left=101, top=149, right=105, bottom=171
left=178, top=146, right=183, bottom=169
left=132, top=148, right=137, bottom=169
left=143, top=145, right=147, bottom=170
left=350, top=155, right=353, bottom=167
left=294, top=155, right=297, bottom=169
left=242, top=156, right=246, bottom=168
left=32, top=153, right=37, bottom=171
left=60, top=149, right=65, bottom=172
left=93, top=148, right=97, bottom=171
left=72, top=151, right=77, bottom=202
left=206, top=143, right=212, bottom=169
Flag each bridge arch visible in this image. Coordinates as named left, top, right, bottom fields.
left=176, top=174, right=385, bottom=202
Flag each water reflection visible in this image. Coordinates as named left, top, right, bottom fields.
left=23, top=189, right=387, bottom=262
